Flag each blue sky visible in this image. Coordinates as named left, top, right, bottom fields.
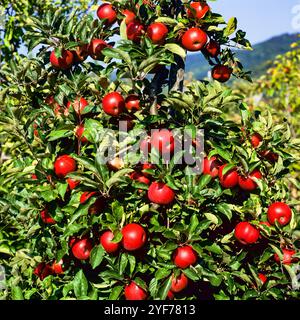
left=211, top=0, right=300, bottom=44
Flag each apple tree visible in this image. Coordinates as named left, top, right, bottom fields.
left=0, top=1, right=299, bottom=300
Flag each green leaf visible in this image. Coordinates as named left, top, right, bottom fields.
left=224, top=17, right=237, bottom=36
left=109, top=286, right=123, bottom=300
left=90, top=245, right=105, bottom=269
left=158, top=276, right=172, bottom=300
left=119, top=253, right=128, bottom=275
left=11, top=286, right=24, bottom=300
left=155, top=268, right=172, bottom=280
left=73, top=270, right=88, bottom=298
left=165, top=43, right=186, bottom=59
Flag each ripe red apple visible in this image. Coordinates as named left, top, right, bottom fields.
left=203, top=156, right=221, bottom=178
left=122, top=9, right=136, bottom=25
left=234, top=222, right=260, bottom=245
left=102, top=92, right=125, bottom=116
left=75, top=125, right=88, bottom=143
left=88, top=39, right=109, bottom=60
left=97, top=3, right=117, bottom=25
left=127, top=20, right=145, bottom=43
left=260, top=150, right=279, bottom=163
left=67, top=178, right=80, bottom=190
left=71, top=238, right=93, bottom=260
left=72, top=44, right=89, bottom=63
left=202, top=40, right=220, bottom=57
left=32, top=174, right=38, bottom=180
left=171, top=273, right=188, bottom=293
left=88, top=197, right=105, bottom=215
left=181, top=28, right=208, bottom=51
left=147, top=22, right=168, bottom=45
left=50, top=50, right=73, bottom=70
left=124, top=281, right=147, bottom=300
left=150, top=129, right=175, bottom=156
left=148, top=181, right=175, bottom=205
left=173, top=246, right=198, bottom=269
left=100, top=230, right=120, bottom=254
left=80, top=191, right=98, bottom=204
left=40, top=209, right=56, bottom=225
left=122, top=223, right=147, bottom=251
left=45, top=96, right=62, bottom=116
left=167, top=290, right=174, bottom=300
left=125, top=94, right=140, bottom=112
left=258, top=273, right=267, bottom=284
left=274, top=248, right=296, bottom=265
left=212, top=65, right=232, bottom=82
left=66, top=97, right=89, bottom=115
left=238, top=169, right=262, bottom=191
left=187, top=1, right=210, bottom=19
left=251, top=133, right=263, bottom=148
left=34, top=262, right=53, bottom=280
left=54, top=155, right=76, bottom=178
left=107, top=157, right=125, bottom=171
left=218, top=164, right=238, bottom=188
left=52, top=259, right=64, bottom=274
left=130, top=172, right=151, bottom=185
left=267, top=202, right=292, bottom=226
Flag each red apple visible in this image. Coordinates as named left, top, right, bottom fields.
left=274, top=248, right=297, bottom=265
left=71, top=238, right=93, bottom=260
left=102, top=92, right=125, bottom=116
left=234, top=222, right=260, bottom=245
left=127, top=20, right=145, bottom=43
left=88, top=39, right=109, bottom=60
left=122, top=223, right=147, bottom=251
left=75, top=125, right=88, bottom=143
left=40, top=209, right=56, bottom=225
left=150, top=129, right=175, bottom=156
left=67, top=178, right=80, bottom=190
left=267, top=202, right=292, bottom=226
left=97, top=3, right=117, bottom=25
left=202, top=40, right=220, bottom=57
left=54, top=155, right=77, bottom=178
left=203, top=156, right=221, bottom=178
left=34, top=262, right=53, bottom=280
left=251, top=133, right=263, bottom=148
left=147, top=22, right=168, bottom=45
left=258, top=273, right=267, bottom=284
left=52, top=259, right=64, bottom=274
left=148, top=181, right=175, bottom=205
left=122, top=9, right=136, bottom=25
left=130, top=172, right=151, bottom=185
left=173, top=246, right=198, bottom=269
left=66, top=97, right=89, bottom=115
left=80, top=191, right=98, bottom=204
left=181, top=28, right=208, bottom=51
left=100, top=230, right=120, bottom=254
left=238, top=169, right=262, bottom=191
left=218, top=164, right=238, bottom=189
left=72, top=44, right=89, bottom=63
left=50, top=50, right=73, bottom=70
left=124, top=281, right=147, bottom=300
left=171, top=273, right=188, bottom=293
left=125, top=95, right=140, bottom=112
left=212, top=65, right=232, bottom=83
left=187, top=1, right=210, bottom=19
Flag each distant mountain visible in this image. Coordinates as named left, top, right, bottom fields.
left=185, top=33, right=299, bottom=80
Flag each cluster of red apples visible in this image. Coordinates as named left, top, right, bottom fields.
left=49, top=2, right=232, bottom=83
